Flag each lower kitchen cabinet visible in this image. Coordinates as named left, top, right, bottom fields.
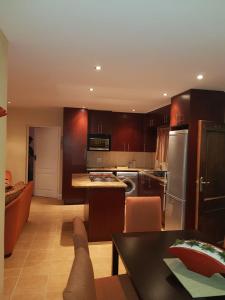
left=138, top=173, right=165, bottom=226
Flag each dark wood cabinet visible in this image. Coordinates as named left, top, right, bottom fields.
left=144, top=105, right=170, bottom=152
left=88, top=110, right=112, bottom=134
left=111, top=112, right=144, bottom=152
left=170, top=92, right=190, bottom=128
left=62, top=107, right=88, bottom=204
left=85, top=188, right=125, bottom=242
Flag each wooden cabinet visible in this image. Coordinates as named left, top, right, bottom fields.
left=88, top=110, right=112, bottom=134
left=144, top=105, right=170, bottom=152
left=62, top=107, right=88, bottom=204
left=85, top=188, right=125, bottom=242
left=170, top=92, right=190, bottom=128
left=112, top=112, right=144, bottom=152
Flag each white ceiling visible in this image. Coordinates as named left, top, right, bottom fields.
left=0, top=0, right=225, bottom=112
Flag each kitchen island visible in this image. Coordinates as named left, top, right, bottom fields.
left=72, top=174, right=126, bottom=242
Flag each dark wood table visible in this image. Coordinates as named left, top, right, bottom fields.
left=112, top=230, right=224, bottom=300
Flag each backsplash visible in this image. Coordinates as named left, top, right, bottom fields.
left=87, top=151, right=155, bottom=169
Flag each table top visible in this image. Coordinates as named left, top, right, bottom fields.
left=112, top=230, right=224, bottom=300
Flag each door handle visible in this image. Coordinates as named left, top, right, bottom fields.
left=199, top=176, right=210, bottom=192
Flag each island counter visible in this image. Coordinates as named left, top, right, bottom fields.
left=72, top=174, right=126, bottom=242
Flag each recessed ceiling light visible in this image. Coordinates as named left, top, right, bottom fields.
left=89, top=88, right=94, bottom=92
left=95, top=65, right=102, bottom=71
left=82, top=106, right=86, bottom=109
left=163, top=93, right=168, bottom=97
left=197, top=74, right=204, bottom=80
left=8, top=101, right=11, bottom=104
left=132, top=109, right=135, bottom=112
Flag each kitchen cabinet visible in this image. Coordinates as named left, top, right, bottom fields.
left=111, top=112, right=144, bottom=152
left=170, top=92, right=190, bottom=128
left=143, top=105, right=170, bottom=152
left=85, top=188, right=125, bottom=241
left=88, top=110, right=112, bottom=134
left=62, top=107, right=88, bottom=204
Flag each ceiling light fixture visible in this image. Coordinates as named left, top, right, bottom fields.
left=89, top=88, right=94, bottom=92
left=132, top=109, right=135, bottom=112
left=95, top=65, right=102, bottom=71
left=197, top=74, right=204, bottom=80
left=163, top=93, right=168, bottom=97
left=8, top=101, right=11, bottom=104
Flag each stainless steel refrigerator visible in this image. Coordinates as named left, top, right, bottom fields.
left=165, top=129, right=188, bottom=230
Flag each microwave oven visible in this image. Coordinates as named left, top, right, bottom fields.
left=87, top=134, right=111, bottom=151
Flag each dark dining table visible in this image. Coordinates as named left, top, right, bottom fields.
left=112, top=230, right=225, bottom=300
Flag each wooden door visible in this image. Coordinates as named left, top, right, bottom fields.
left=33, top=127, right=61, bottom=198
left=196, top=120, right=225, bottom=242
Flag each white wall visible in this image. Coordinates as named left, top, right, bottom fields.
left=6, top=107, right=63, bottom=193
left=0, top=30, right=8, bottom=294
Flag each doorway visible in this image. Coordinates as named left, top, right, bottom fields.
left=27, top=126, right=61, bottom=199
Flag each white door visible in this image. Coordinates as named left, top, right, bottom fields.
left=33, top=127, right=60, bottom=198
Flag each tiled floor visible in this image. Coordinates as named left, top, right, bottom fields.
left=3, top=196, right=125, bottom=299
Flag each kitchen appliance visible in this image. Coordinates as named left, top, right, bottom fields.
left=87, top=134, right=111, bottom=151
left=117, top=172, right=138, bottom=196
left=165, top=129, right=188, bottom=230
left=89, top=174, right=119, bottom=182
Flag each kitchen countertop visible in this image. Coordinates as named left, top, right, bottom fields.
left=87, top=167, right=167, bottom=185
left=87, top=167, right=145, bottom=172
left=72, top=173, right=127, bottom=189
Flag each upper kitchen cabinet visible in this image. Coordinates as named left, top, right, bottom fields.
left=88, top=110, right=113, bottom=134
left=62, top=107, right=88, bottom=204
left=112, top=112, right=144, bottom=152
left=170, top=92, right=190, bottom=128
left=144, top=105, right=171, bottom=152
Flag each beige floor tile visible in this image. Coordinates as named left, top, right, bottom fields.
left=0, top=294, right=11, bottom=300
left=46, top=291, right=63, bottom=300
left=14, top=275, right=48, bottom=294
left=11, top=292, right=46, bottom=300
left=24, top=249, right=54, bottom=267
left=4, top=267, right=22, bottom=278
left=4, top=250, right=28, bottom=269
left=49, top=259, right=74, bottom=276
left=3, top=276, right=18, bottom=295
left=47, top=274, right=68, bottom=293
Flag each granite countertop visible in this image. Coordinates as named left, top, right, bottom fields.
left=87, top=167, right=146, bottom=172
left=72, top=173, right=127, bottom=189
